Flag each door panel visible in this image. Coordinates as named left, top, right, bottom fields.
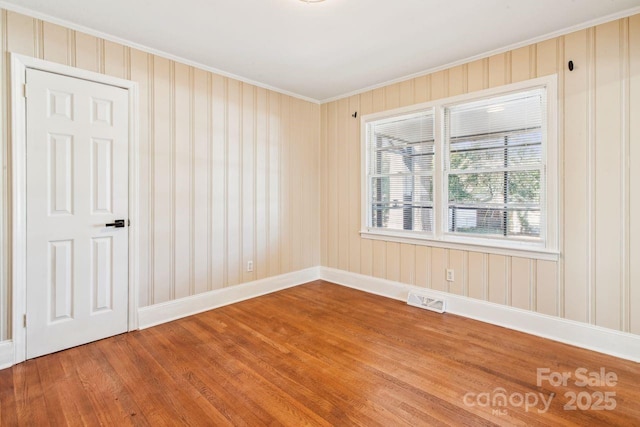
left=49, top=133, right=73, bottom=215
left=26, top=68, right=129, bottom=359
left=92, top=137, right=113, bottom=213
left=91, top=236, right=113, bottom=313
left=49, top=240, right=74, bottom=321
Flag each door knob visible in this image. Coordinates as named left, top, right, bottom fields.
left=105, top=219, right=126, bottom=228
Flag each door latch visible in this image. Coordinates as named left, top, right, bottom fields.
left=105, top=219, right=126, bottom=228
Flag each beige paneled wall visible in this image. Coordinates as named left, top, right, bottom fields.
left=321, top=15, right=640, bottom=335
left=0, top=10, right=320, bottom=340
left=0, top=8, right=637, bottom=342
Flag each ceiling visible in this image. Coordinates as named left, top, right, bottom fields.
left=4, top=0, right=640, bottom=102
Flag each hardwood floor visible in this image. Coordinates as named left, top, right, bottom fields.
left=1, top=280, right=639, bottom=426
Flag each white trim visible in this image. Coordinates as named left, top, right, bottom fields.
left=361, top=76, right=559, bottom=257
left=12, top=54, right=141, bottom=89
left=0, top=2, right=319, bottom=105
left=0, top=15, right=6, bottom=349
left=10, top=53, right=140, bottom=364
left=319, top=267, right=640, bottom=363
left=0, top=341, right=13, bottom=370
left=320, top=6, right=640, bottom=103
left=360, top=231, right=559, bottom=261
left=10, top=54, right=27, bottom=364
left=127, top=74, right=141, bottom=333
left=138, top=267, right=320, bottom=329
left=3, top=263, right=638, bottom=369
left=1, top=2, right=638, bottom=105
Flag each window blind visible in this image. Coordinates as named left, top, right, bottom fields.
left=368, top=111, right=435, bottom=233
left=444, top=89, right=545, bottom=240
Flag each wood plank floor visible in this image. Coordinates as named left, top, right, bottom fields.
left=1, top=280, right=639, bottom=426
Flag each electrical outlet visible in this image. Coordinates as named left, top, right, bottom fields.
left=446, top=269, right=454, bottom=282
left=247, top=261, right=254, bottom=272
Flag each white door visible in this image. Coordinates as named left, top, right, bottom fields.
left=25, top=68, right=129, bottom=359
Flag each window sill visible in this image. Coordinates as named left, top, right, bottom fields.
left=360, top=230, right=559, bottom=261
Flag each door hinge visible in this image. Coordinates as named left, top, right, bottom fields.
left=23, top=314, right=27, bottom=327
left=22, top=83, right=27, bottom=98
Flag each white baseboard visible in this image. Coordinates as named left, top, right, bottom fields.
left=3, top=265, right=636, bottom=371
left=0, top=340, right=14, bottom=370
left=320, top=267, right=640, bottom=363
left=138, top=267, right=320, bottom=329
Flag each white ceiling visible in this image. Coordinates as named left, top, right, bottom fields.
left=4, top=0, right=640, bottom=102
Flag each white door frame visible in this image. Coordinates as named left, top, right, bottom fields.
left=10, top=53, right=140, bottom=364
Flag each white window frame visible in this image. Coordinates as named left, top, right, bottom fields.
left=360, top=75, right=558, bottom=261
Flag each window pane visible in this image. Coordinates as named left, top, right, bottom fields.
left=507, top=170, right=541, bottom=204
left=371, top=176, right=433, bottom=205
left=448, top=171, right=540, bottom=206
left=448, top=89, right=543, bottom=138
left=449, top=132, right=542, bottom=171
left=371, top=143, right=434, bottom=175
left=448, top=172, right=504, bottom=205
left=448, top=207, right=540, bottom=237
left=372, top=205, right=433, bottom=232
left=373, top=113, right=434, bottom=148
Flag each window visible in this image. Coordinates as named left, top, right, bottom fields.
left=445, top=89, right=545, bottom=240
left=362, top=76, right=557, bottom=258
left=368, top=111, right=435, bottom=234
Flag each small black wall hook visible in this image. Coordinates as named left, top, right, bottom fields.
left=568, top=60, right=574, bottom=71
left=352, top=111, right=358, bottom=118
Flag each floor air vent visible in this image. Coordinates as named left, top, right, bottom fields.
left=407, top=292, right=446, bottom=313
